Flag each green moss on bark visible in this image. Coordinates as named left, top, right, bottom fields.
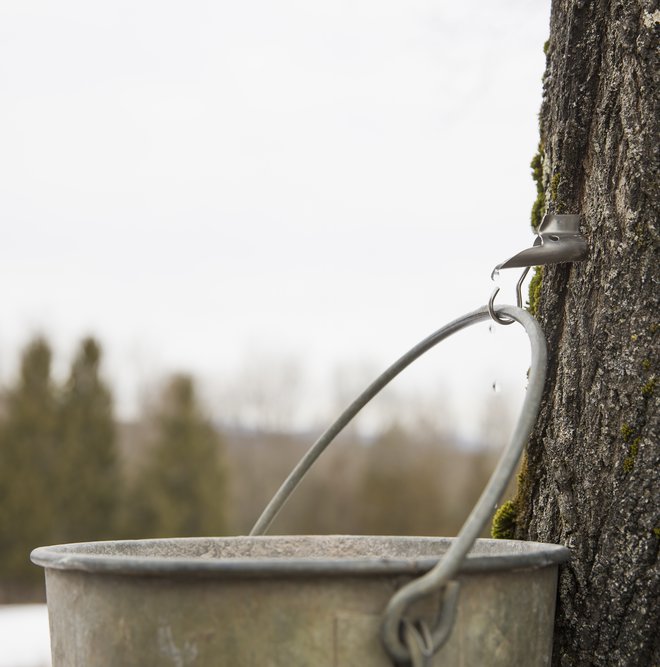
left=623, top=438, right=641, bottom=473
left=641, top=376, right=656, bottom=397
left=530, top=146, right=546, bottom=231
left=549, top=172, right=564, bottom=212
left=527, top=266, right=544, bottom=316
left=491, top=499, right=518, bottom=539
left=620, top=423, right=634, bottom=442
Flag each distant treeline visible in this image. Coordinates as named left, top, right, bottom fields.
left=0, top=336, right=507, bottom=602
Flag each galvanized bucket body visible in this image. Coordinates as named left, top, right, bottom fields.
left=32, top=535, right=568, bottom=666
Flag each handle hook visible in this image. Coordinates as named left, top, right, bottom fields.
left=488, top=267, right=531, bottom=325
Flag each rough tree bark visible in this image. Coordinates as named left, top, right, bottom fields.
left=513, top=1, right=659, bottom=665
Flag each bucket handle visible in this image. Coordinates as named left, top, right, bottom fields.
left=250, top=305, right=547, bottom=665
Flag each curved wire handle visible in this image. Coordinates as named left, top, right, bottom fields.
left=250, top=305, right=547, bottom=664
left=381, top=305, right=546, bottom=662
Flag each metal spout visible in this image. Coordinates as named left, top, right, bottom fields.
left=493, top=214, right=588, bottom=273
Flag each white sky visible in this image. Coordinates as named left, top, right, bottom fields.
left=0, top=1, right=551, bottom=438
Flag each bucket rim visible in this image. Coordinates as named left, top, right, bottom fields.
left=31, top=535, right=570, bottom=578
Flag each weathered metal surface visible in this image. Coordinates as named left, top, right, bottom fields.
left=33, top=535, right=568, bottom=666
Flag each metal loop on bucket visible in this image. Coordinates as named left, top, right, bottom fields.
left=399, top=580, right=461, bottom=667
left=402, top=619, right=434, bottom=667
left=250, top=305, right=547, bottom=665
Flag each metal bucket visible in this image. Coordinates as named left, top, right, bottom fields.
left=31, top=535, right=568, bottom=666
left=31, top=307, right=569, bottom=665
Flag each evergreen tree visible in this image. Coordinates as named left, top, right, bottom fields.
left=0, top=337, right=58, bottom=588
left=55, top=337, right=118, bottom=543
left=127, top=374, right=227, bottom=538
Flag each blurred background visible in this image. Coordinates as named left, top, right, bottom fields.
left=0, top=0, right=550, bottom=663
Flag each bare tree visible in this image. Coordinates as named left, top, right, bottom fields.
left=215, top=351, right=304, bottom=433
left=511, top=2, right=658, bottom=665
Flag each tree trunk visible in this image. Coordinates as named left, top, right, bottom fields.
left=515, top=1, right=659, bottom=665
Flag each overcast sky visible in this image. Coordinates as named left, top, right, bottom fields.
left=0, top=1, right=551, bottom=438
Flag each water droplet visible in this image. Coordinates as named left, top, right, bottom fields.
left=492, top=381, right=501, bottom=393
left=491, top=268, right=500, bottom=281
left=488, top=323, right=494, bottom=335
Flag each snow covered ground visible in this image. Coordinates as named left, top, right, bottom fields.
left=0, top=605, right=51, bottom=667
